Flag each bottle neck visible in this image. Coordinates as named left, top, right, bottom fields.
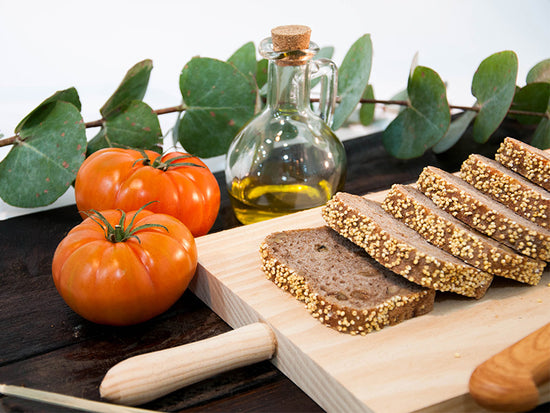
left=266, top=61, right=310, bottom=112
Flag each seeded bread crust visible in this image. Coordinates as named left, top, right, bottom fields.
left=495, top=137, right=550, bottom=191
left=322, top=193, right=493, bottom=299
left=382, top=184, right=546, bottom=285
left=460, top=154, right=550, bottom=228
left=417, top=166, right=550, bottom=262
left=260, top=227, right=435, bottom=335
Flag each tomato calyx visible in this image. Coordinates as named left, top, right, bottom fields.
left=84, top=202, right=168, bottom=243
left=133, top=150, right=205, bottom=172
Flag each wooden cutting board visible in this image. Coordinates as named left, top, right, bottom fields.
left=191, top=188, right=550, bottom=413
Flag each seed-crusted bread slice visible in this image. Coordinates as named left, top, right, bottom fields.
left=495, top=137, right=550, bottom=191
left=460, top=154, right=550, bottom=228
left=382, top=184, right=546, bottom=285
left=322, top=193, right=493, bottom=299
left=260, top=226, right=435, bottom=335
left=417, top=166, right=550, bottom=262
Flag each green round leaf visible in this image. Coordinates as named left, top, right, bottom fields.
left=432, top=110, right=477, bottom=153
left=228, top=42, right=257, bottom=78
left=256, top=59, right=268, bottom=92
left=332, top=34, right=373, bottom=130
left=177, top=57, right=257, bottom=158
left=383, top=66, right=450, bottom=159
left=87, top=100, right=162, bottom=155
left=531, top=117, right=550, bottom=149
left=510, top=82, right=550, bottom=124
left=100, top=59, right=153, bottom=119
left=531, top=96, right=550, bottom=149
left=471, top=51, right=518, bottom=143
left=0, top=101, right=86, bottom=207
left=527, top=58, right=550, bottom=84
left=15, top=87, right=81, bottom=133
left=310, top=46, right=335, bottom=90
left=359, top=84, right=375, bottom=126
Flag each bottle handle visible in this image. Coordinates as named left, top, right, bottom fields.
left=309, top=58, right=338, bottom=128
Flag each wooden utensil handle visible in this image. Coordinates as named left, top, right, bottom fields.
left=469, top=322, right=550, bottom=412
left=100, top=322, right=276, bottom=406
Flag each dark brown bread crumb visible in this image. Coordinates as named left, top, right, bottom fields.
left=461, top=154, right=549, bottom=228
left=260, top=226, right=435, bottom=335
left=382, top=184, right=546, bottom=285
left=417, top=166, right=550, bottom=263
left=495, top=137, right=550, bottom=191
left=322, top=193, right=493, bottom=299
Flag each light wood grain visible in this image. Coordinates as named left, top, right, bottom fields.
left=0, top=384, right=157, bottom=413
left=100, top=323, right=276, bottom=406
left=192, top=185, right=550, bottom=413
left=469, top=322, right=550, bottom=412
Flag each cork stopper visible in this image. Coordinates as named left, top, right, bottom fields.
left=271, top=25, right=311, bottom=52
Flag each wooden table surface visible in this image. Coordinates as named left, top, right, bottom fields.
left=0, top=124, right=548, bottom=412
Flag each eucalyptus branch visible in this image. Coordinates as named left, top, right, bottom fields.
left=84, top=104, right=187, bottom=129
left=359, top=99, right=549, bottom=119
left=0, top=135, right=17, bottom=147
left=1, top=99, right=547, bottom=149
left=2, top=47, right=547, bottom=211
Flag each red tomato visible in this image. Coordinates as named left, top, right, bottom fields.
left=52, top=207, right=197, bottom=326
left=74, top=148, right=220, bottom=237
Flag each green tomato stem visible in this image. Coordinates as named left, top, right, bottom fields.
left=83, top=202, right=168, bottom=244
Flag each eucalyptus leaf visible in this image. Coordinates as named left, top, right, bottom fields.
left=228, top=42, right=262, bottom=114
left=0, top=101, right=86, bottom=207
left=509, top=82, right=550, bottom=124
left=531, top=118, right=550, bottom=149
left=409, top=52, right=419, bottom=77
left=432, top=110, right=477, bottom=153
left=332, top=34, right=372, bottom=130
left=177, top=57, right=257, bottom=158
left=228, top=42, right=257, bottom=78
left=172, top=110, right=184, bottom=148
left=387, top=87, right=409, bottom=114
left=310, top=46, right=335, bottom=90
left=359, top=84, right=375, bottom=126
left=87, top=100, right=162, bottom=155
left=256, top=59, right=268, bottom=92
left=471, top=51, right=518, bottom=143
left=527, top=58, right=550, bottom=84
left=530, top=97, right=550, bottom=149
left=383, top=66, right=450, bottom=159
left=15, top=87, right=81, bottom=133
left=387, top=52, right=418, bottom=114
left=390, top=88, right=408, bottom=102
left=100, top=59, right=153, bottom=119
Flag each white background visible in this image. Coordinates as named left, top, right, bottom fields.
left=1, top=0, right=549, bottom=218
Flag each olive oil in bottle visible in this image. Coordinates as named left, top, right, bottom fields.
left=225, top=25, right=346, bottom=225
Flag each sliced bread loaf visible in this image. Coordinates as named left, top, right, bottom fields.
left=322, top=193, right=493, bottom=299
left=260, top=226, right=435, bottom=335
left=460, top=153, right=549, bottom=228
left=495, top=137, right=550, bottom=191
left=417, top=166, right=550, bottom=262
left=382, top=184, right=546, bottom=285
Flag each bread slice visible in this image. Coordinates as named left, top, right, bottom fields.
left=495, top=137, right=550, bottom=191
left=260, top=226, right=435, bottom=335
left=322, top=193, right=493, bottom=299
left=417, top=166, right=550, bottom=262
left=460, top=153, right=550, bottom=228
left=382, top=184, right=546, bottom=285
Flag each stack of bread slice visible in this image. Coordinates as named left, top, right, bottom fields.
left=261, top=137, right=549, bottom=335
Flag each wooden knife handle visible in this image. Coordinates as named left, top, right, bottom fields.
left=100, top=322, right=276, bottom=406
left=469, top=322, right=550, bottom=412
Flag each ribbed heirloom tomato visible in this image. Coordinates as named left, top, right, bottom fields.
left=74, top=148, right=220, bottom=237
left=52, top=207, right=197, bottom=325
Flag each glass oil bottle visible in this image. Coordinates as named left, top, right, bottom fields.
left=225, top=25, right=347, bottom=225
